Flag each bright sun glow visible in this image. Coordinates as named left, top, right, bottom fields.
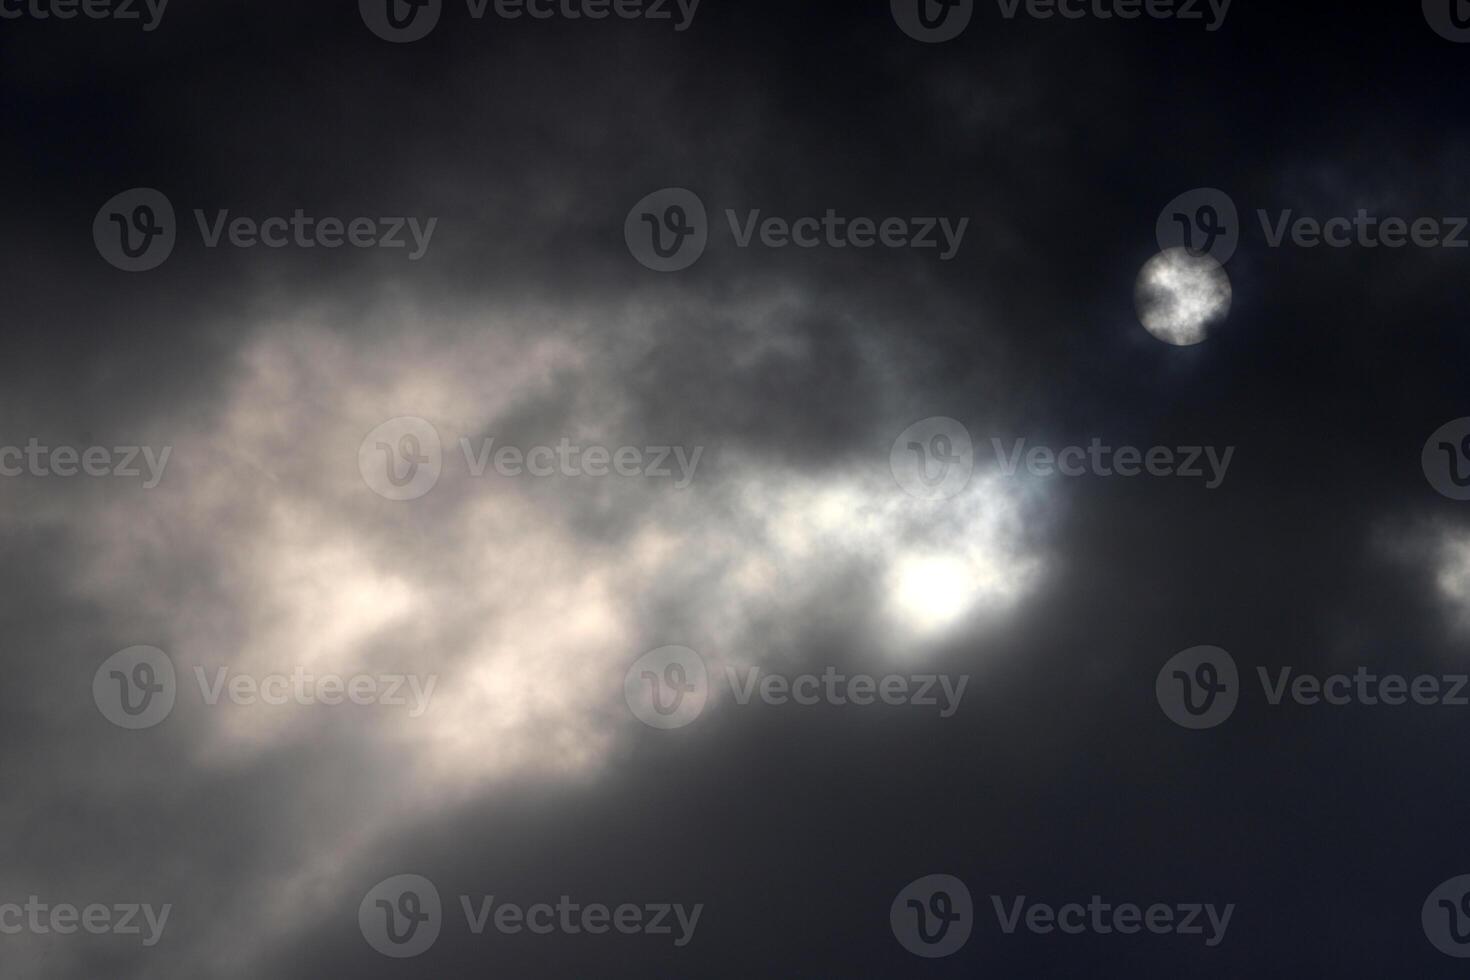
left=888, top=553, right=987, bottom=636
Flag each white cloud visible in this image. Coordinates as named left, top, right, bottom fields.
left=49, top=297, right=1045, bottom=976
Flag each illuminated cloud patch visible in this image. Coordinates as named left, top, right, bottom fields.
left=35, top=294, right=1047, bottom=978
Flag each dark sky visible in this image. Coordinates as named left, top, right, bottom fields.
left=5, top=1, right=1470, bottom=976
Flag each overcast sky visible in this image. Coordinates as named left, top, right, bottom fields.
left=5, top=1, right=1470, bottom=976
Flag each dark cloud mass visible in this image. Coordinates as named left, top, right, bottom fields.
left=4, top=1, right=1470, bottom=976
